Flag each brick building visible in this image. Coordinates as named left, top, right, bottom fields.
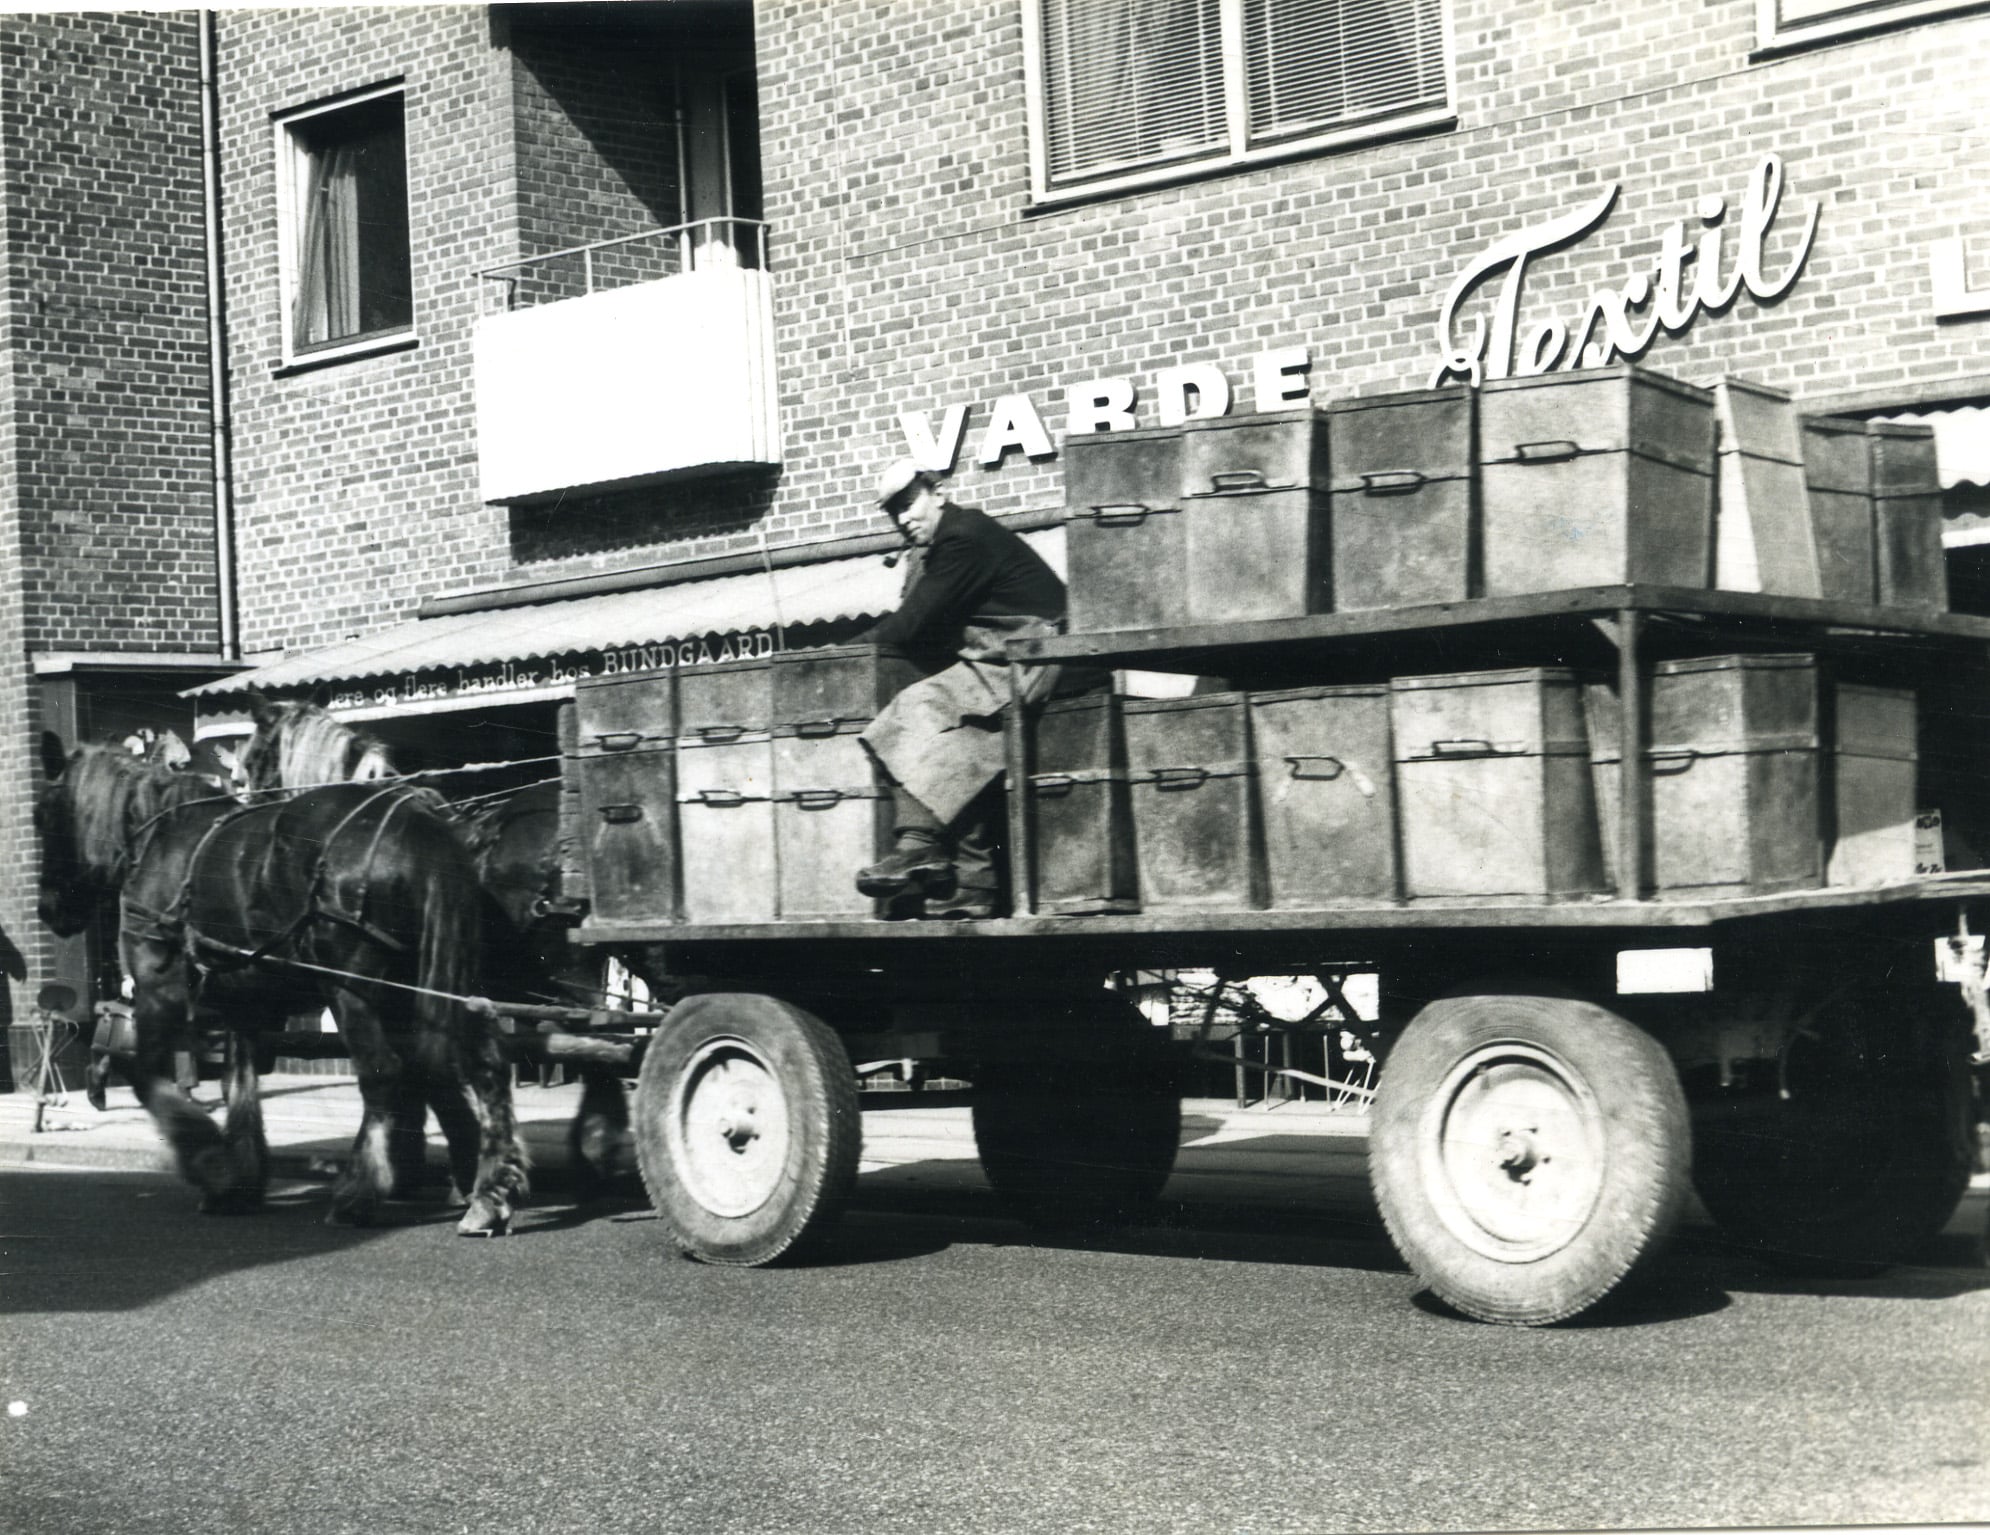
left=0, top=12, right=231, bottom=1079
left=8, top=2, right=1990, bottom=1070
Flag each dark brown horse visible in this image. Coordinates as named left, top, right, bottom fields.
left=35, top=733, right=528, bottom=1233
left=236, top=695, right=636, bottom=1195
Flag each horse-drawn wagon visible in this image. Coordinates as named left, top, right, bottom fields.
left=553, top=368, right=1990, bottom=1326
left=37, top=363, right=1990, bottom=1327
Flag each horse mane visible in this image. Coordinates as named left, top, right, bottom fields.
left=245, top=699, right=397, bottom=790
left=64, top=744, right=229, bottom=878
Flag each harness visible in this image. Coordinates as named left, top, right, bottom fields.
left=119, top=783, right=428, bottom=981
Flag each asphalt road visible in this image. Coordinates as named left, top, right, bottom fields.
left=4, top=1158, right=1988, bottom=1535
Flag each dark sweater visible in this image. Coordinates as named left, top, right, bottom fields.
left=863, top=503, right=1066, bottom=653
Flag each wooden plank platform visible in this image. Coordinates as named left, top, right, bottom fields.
left=576, top=869, right=1990, bottom=947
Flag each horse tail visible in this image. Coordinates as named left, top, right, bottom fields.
left=412, top=816, right=528, bottom=1210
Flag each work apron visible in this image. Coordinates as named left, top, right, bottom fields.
left=859, top=614, right=1063, bottom=826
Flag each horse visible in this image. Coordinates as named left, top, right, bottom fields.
left=234, top=695, right=637, bottom=1196
left=35, top=733, right=528, bottom=1234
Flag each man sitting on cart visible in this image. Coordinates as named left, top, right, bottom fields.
left=855, top=458, right=1073, bottom=919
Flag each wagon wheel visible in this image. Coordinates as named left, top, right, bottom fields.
left=633, top=993, right=861, bottom=1266
left=1369, top=992, right=1691, bottom=1326
left=973, top=1002, right=1182, bottom=1232
left=1691, top=985, right=1974, bottom=1275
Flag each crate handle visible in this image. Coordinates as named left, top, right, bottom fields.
left=794, top=788, right=845, bottom=810
left=695, top=789, right=747, bottom=808
left=1425, top=738, right=1513, bottom=758
left=598, top=804, right=644, bottom=824
left=1085, top=503, right=1155, bottom=526
left=794, top=718, right=841, bottom=739
left=1286, top=754, right=1346, bottom=780
left=1030, top=773, right=1076, bottom=796
left=1648, top=748, right=1703, bottom=776
left=1151, top=766, right=1210, bottom=791
left=1360, top=469, right=1426, bottom=495
left=1513, top=440, right=1581, bottom=464
left=695, top=724, right=747, bottom=744
left=1208, top=469, right=1283, bottom=496
left=595, top=731, right=643, bottom=752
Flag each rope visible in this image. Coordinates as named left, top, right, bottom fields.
left=236, top=754, right=564, bottom=798
left=187, top=934, right=501, bottom=1017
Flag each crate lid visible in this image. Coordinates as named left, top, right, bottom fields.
left=1178, top=406, right=1326, bottom=433
left=1714, top=376, right=1802, bottom=466
left=1249, top=683, right=1391, bottom=704
left=1391, top=666, right=1580, bottom=691
left=1481, top=364, right=1714, bottom=475
left=1122, top=690, right=1248, bottom=715
left=1652, top=651, right=1816, bottom=677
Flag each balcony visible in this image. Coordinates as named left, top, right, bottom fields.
left=472, top=219, right=780, bottom=505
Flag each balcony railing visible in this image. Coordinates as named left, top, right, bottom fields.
left=472, top=217, right=781, bottom=504
left=479, top=217, right=768, bottom=314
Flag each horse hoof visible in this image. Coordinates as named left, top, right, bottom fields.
left=456, top=1200, right=512, bottom=1237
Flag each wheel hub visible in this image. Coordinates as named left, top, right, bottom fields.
left=669, top=1039, right=793, bottom=1219
left=1419, top=1044, right=1606, bottom=1262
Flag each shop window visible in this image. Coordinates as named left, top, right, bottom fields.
left=1758, top=0, right=1987, bottom=50
left=1025, top=0, right=1451, bottom=202
left=276, top=85, right=413, bottom=364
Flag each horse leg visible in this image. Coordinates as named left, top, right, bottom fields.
left=213, top=1030, right=268, bottom=1213
left=124, top=972, right=238, bottom=1212
left=425, top=1078, right=484, bottom=1206
left=456, top=1029, right=530, bottom=1237
left=386, top=1069, right=433, bottom=1199
left=568, top=1065, right=632, bottom=1201
left=85, top=1050, right=113, bottom=1112
left=324, top=995, right=403, bottom=1227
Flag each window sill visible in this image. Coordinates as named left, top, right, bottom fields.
left=1026, top=107, right=1458, bottom=212
left=272, top=332, right=419, bottom=378
left=1751, top=0, right=1990, bottom=58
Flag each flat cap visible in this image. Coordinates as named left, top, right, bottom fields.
left=874, top=458, right=931, bottom=509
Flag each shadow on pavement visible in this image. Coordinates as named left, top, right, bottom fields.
left=0, top=1168, right=410, bottom=1316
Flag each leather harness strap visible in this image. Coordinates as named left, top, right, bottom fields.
left=123, top=784, right=426, bottom=978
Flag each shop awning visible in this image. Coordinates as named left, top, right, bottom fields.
left=1877, top=404, right=1990, bottom=489
left=189, top=528, right=1065, bottom=727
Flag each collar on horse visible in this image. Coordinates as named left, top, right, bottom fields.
left=120, top=783, right=426, bottom=974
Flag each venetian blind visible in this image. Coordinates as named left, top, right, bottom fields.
left=1244, top=0, right=1445, bottom=143
left=1039, top=0, right=1226, bottom=185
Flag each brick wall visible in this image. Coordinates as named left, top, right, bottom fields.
left=754, top=0, right=1990, bottom=538
left=1, top=12, right=214, bottom=653
left=0, top=12, right=211, bottom=1041
left=215, top=5, right=514, bottom=656
left=210, top=2, right=1990, bottom=655
left=507, top=17, right=683, bottom=296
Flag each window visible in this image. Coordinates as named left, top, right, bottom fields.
left=276, top=85, right=412, bottom=363
left=1758, top=0, right=1988, bottom=49
left=1025, top=0, right=1451, bottom=201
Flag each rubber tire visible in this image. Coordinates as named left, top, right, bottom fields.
left=1370, top=993, right=1692, bottom=1326
left=1692, top=987, right=1974, bottom=1275
left=973, top=1051, right=1183, bottom=1233
left=633, top=993, right=861, bottom=1266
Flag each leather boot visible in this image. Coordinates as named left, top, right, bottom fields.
left=856, top=827, right=958, bottom=899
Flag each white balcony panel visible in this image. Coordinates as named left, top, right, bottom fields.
left=474, top=266, right=781, bottom=504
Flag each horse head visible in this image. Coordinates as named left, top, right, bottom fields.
left=240, top=693, right=397, bottom=793
left=34, top=734, right=222, bottom=935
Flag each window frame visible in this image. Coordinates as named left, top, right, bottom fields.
left=272, top=80, right=416, bottom=369
left=1755, top=0, right=1990, bottom=52
left=1021, top=0, right=1456, bottom=206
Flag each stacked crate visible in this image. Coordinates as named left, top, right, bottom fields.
left=1037, top=362, right=1947, bottom=915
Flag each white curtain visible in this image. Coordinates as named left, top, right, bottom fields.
left=292, top=141, right=360, bottom=346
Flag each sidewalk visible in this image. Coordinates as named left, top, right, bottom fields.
left=0, top=1072, right=1370, bottom=1188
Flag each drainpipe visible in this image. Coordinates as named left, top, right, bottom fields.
left=198, top=10, right=239, bottom=661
